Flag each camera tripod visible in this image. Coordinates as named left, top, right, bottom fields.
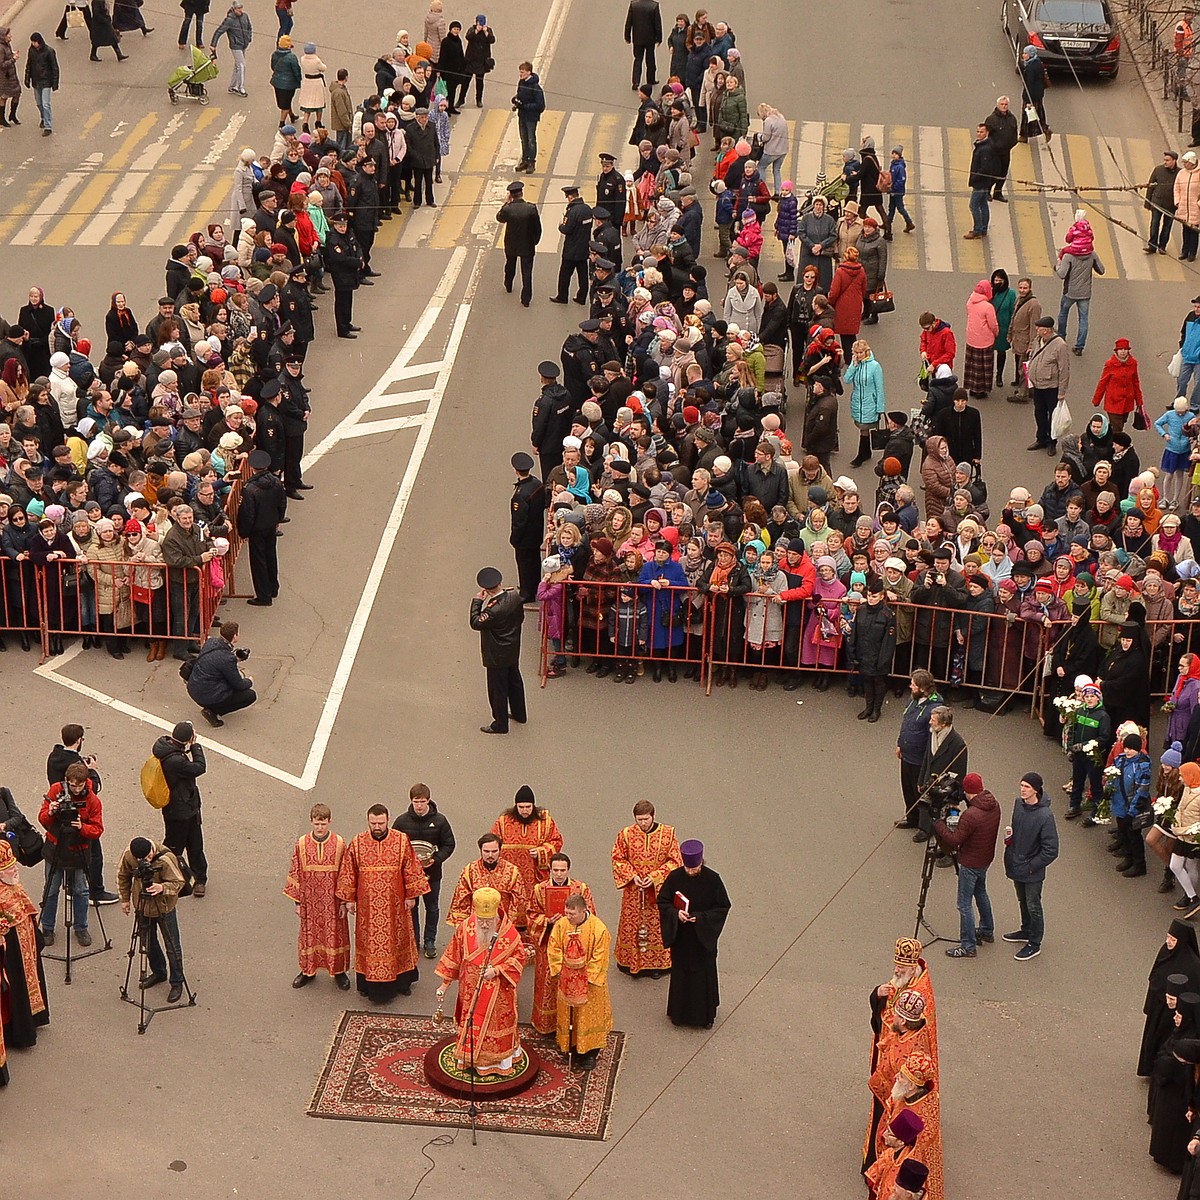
left=40, top=859, right=113, bottom=983
left=912, top=832, right=956, bottom=949
left=119, top=896, right=196, bottom=1033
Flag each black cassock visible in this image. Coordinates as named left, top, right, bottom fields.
left=1141, top=921, right=1200, bottom=1078
left=1151, top=1034, right=1200, bottom=1173
left=658, top=865, right=730, bottom=1028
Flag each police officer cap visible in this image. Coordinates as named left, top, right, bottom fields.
left=507, top=181, right=524, bottom=194
left=511, top=451, right=535, bottom=471
left=537, top=360, right=560, bottom=378
left=595, top=258, right=615, bottom=271
left=562, top=184, right=580, bottom=195
left=580, top=319, right=601, bottom=332
left=588, top=239, right=608, bottom=253
left=248, top=450, right=272, bottom=470
left=592, top=206, right=610, bottom=220
left=477, top=566, right=503, bottom=588
left=598, top=152, right=616, bottom=162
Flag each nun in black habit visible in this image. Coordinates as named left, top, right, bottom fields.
left=1141, top=922, right=1200, bottom=1077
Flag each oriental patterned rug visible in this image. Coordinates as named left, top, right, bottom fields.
left=308, top=1011, right=625, bottom=1140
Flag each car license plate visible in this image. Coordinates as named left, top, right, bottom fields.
left=1059, top=39, right=1091, bottom=48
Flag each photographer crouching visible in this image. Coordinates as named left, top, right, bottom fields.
left=185, top=620, right=256, bottom=729
left=38, top=764, right=104, bottom=947
left=931, top=772, right=1001, bottom=961
left=118, top=837, right=187, bottom=1003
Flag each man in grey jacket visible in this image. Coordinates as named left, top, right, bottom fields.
left=1025, top=315, right=1070, bottom=454
left=209, top=1, right=252, bottom=97
left=1054, top=239, right=1104, bottom=355
left=1002, top=772, right=1059, bottom=960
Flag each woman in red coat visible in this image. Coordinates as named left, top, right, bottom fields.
left=1091, top=336, right=1143, bottom=434
left=828, top=246, right=867, bottom=360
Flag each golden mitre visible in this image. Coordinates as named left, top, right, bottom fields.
left=472, top=887, right=501, bottom=919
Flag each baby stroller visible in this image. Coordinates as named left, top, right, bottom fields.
left=168, top=45, right=219, bottom=105
left=797, top=170, right=849, bottom=221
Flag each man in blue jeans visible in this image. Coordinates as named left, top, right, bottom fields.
left=512, top=61, right=545, bottom=173
left=38, top=763, right=104, bottom=948
left=1003, top=772, right=1060, bottom=961
left=932, top=772, right=1001, bottom=959
left=964, top=123, right=1001, bottom=241
left=392, top=783, right=456, bottom=959
left=1054, top=232, right=1104, bottom=355
left=118, top=837, right=188, bottom=1004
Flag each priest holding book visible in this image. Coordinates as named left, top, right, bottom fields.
left=657, top=839, right=731, bottom=1029
left=527, top=852, right=595, bottom=1035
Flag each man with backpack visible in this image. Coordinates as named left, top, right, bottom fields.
left=148, top=722, right=209, bottom=897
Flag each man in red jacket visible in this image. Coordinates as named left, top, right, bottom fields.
left=38, top=763, right=104, bottom=947
left=931, top=771, right=1000, bottom=960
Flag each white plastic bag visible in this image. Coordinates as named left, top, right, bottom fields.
left=1170, top=349, right=1183, bottom=379
left=1050, top=397, right=1073, bottom=441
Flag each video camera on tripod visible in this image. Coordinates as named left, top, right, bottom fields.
left=133, top=856, right=161, bottom=893
left=920, top=772, right=966, bottom=830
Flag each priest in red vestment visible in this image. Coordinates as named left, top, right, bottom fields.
left=527, top=852, right=595, bottom=1034
left=446, top=833, right=528, bottom=929
left=866, top=1109, right=925, bottom=1200
left=435, top=887, right=528, bottom=1075
left=490, top=786, right=563, bottom=905
left=284, top=803, right=351, bottom=990
left=336, top=804, right=429, bottom=1003
left=0, top=841, right=49, bottom=1074
left=611, top=800, right=681, bottom=976
left=875, top=1052, right=944, bottom=1200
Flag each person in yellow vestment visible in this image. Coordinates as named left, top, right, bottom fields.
left=490, top=786, right=563, bottom=903
left=864, top=937, right=939, bottom=1172
left=876, top=1052, right=943, bottom=1200
left=335, top=804, right=430, bottom=1003
left=284, top=803, right=351, bottom=991
left=0, top=840, right=49, bottom=1072
left=446, top=833, right=528, bottom=928
left=435, top=887, right=528, bottom=1075
left=611, top=800, right=681, bottom=976
left=547, top=894, right=612, bottom=1070
left=866, top=1110, right=925, bottom=1200
left=527, top=852, right=595, bottom=1035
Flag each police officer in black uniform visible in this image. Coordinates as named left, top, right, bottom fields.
left=595, top=153, right=626, bottom=214
left=549, top=184, right=593, bottom=305
left=279, top=357, right=311, bottom=499
left=254, top=378, right=286, bottom=476
left=560, top=319, right=603, bottom=404
left=590, top=207, right=623, bottom=269
left=496, top=179, right=543, bottom=308
left=470, top=567, right=527, bottom=735
left=237, top=450, right=289, bottom=605
left=325, top=211, right=363, bottom=339
left=530, top=360, right=574, bottom=478
left=509, top=452, right=547, bottom=603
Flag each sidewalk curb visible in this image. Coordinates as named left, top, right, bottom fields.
left=1118, top=8, right=1183, bottom=152
left=0, top=0, right=28, bottom=31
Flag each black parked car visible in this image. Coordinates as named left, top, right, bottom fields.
left=1002, top=0, right=1120, bottom=78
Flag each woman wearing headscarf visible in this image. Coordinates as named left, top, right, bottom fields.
left=84, top=517, right=130, bottom=658
left=1149, top=997, right=1200, bottom=1172
left=298, top=42, right=327, bottom=133
left=1, top=505, right=36, bottom=652
left=699, top=540, right=750, bottom=687
left=1143, top=921, right=1200, bottom=1075
left=963, top=279, right=999, bottom=399
left=743, top=545, right=786, bottom=689
left=920, top=435, right=954, bottom=521
left=795, top=195, right=837, bottom=292
left=1103, top=619, right=1151, bottom=728
left=17, top=288, right=54, bottom=379
left=800, top=553, right=847, bottom=690
left=989, top=269, right=1016, bottom=392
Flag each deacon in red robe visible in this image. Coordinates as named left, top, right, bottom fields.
left=446, top=833, right=528, bottom=928
left=335, top=804, right=429, bottom=1003
left=435, top=887, right=528, bottom=1074
left=611, top=800, right=681, bottom=976
left=490, top=786, right=563, bottom=906
left=284, top=803, right=351, bottom=990
left=527, top=852, right=595, bottom=1034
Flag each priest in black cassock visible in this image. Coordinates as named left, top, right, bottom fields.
left=0, top=840, right=50, bottom=1080
left=658, top=839, right=730, bottom=1029
left=1141, top=921, right=1200, bottom=1079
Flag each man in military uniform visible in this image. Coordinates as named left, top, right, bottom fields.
left=496, top=180, right=543, bottom=308
left=509, top=452, right=547, bottom=603
left=592, top=283, right=630, bottom=351
left=470, top=567, right=527, bottom=736
left=591, top=207, right=623, bottom=269
left=530, top=360, right=574, bottom=478
left=253, top=379, right=286, bottom=476
left=595, top=153, right=626, bottom=214
left=550, top=184, right=593, bottom=306
left=561, top=319, right=604, bottom=405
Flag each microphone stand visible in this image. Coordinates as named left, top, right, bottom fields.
left=464, top=927, right=499, bottom=1146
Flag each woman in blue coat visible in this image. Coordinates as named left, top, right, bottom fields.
left=638, top=539, right=689, bottom=680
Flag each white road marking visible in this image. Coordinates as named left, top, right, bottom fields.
left=340, top=414, right=427, bottom=439
left=12, top=153, right=102, bottom=245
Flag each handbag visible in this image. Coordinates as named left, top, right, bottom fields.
left=871, top=285, right=895, bottom=314
left=1023, top=104, right=1043, bottom=138
left=130, top=582, right=153, bottom=607
left=1170, top=349, right=1183, bottom=378
left=66, top=5, right=86, bottom=26
left=869, top=417, right=890, bottom=451
left=484, top=55, right=496, bottom=72
left=1133, top=404, right=1149, bottom=432
left=1132, top=810, right=1155, bottom=832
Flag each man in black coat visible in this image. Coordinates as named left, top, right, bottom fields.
left=550, top=185, right=593, bottom=305
left=406, top=108, right=440, bottom=208
left=392, top=784, right=456, bottom=958
left=278, top=357, right=311, bottom=498
left=496, top=180, right=542, bottom=307
left=965, top=123, right=1001, bottom=240
left=596, top=152, right=627, bottom=212
left=470, top=567, right=527, bottom=735
left=236, top=450, right=288, bottom=605
left=509, top=452, right=547, bottom=603
left=152, top=721, right=208, bottom=894
left=875, top=411, right=917, bottom=479
left=324, top=212, right=363, bottom=338
left=915, top=704, right=969, bottom=846
left=591, top=208, right=623, bottom=270
left=624, top=0, right=663, bottom=89
left=254, top=379, right=286, bottom=472
left=984, top=96, right=1019, bottom=201
left=279, top=264, right=316, bottom=357
left=186, top=622, right=256, bottom=728
left=932, top=390, right=983, bottom=469
left=438, top=23, right=469, bottom=113
left=530, top=360, right=574, bottom=477
left=165, top=246, right=192, bottom=303
left=347, top=157, right=383, bottom=281
left=560, top=320, right=603, bottom=403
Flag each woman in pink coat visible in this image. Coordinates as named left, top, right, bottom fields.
left=963, top=279, right=1000, bottom=399
left=828, top=246, right=867, bottom=361
left=800, top=554, right=847, bottom=686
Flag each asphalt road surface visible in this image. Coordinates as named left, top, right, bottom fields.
left=2, top=0, right=1193, bottom=1196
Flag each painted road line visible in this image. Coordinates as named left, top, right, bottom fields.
left=0, top=173, right=62, bottom=241
left=1065, top=133, right=1119, bottom=279
left=1012, top=154, right=1054, bottom=277
left=145, top=167, right=208, bottom=245
left=429, top=173, right=485, bottom=249
left=888, top=126, right=918, bottom=271
left=462, top=108, right=509, bottom=174
left=794, top=121, right=823, bottom=189
left=110, top=166, right=176, bottom=246
left=74, top=170, right=148, bottom=247
left=340, top=415, right=427, bottom=439
left=583, top=111, right=623, bottom=175
left=11, top=153, right=103, bottom=246
left=550, top=110, right=591, bottom=181
left=946, top=125, right=985, bottom=274
left=1095, top=133, right=1152, bottom=282
left=201, top=111, right=246, bottom=166
left=175, top=103, right=224, bottom=155
left=917, top=125, right=952, bottom=273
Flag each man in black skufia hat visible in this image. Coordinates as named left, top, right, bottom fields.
left=550, top=184, right=593, bottom=305
left=236, top=450, right=289, bottom=606
left=496, top=180, right=543, bottom=307
left=471, top=568, right=528, bottom=734
left=509, top=452, right=546, bottom=602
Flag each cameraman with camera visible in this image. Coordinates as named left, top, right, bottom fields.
left=37, top=763, right=104, bottom=947
left=47, top=723, right=118, bottom=904
left=185, top=620, right=256, bottom=729
left=931, top=772, right=1001, bottom=960
left=118, top=837, right=187, bottom=1003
